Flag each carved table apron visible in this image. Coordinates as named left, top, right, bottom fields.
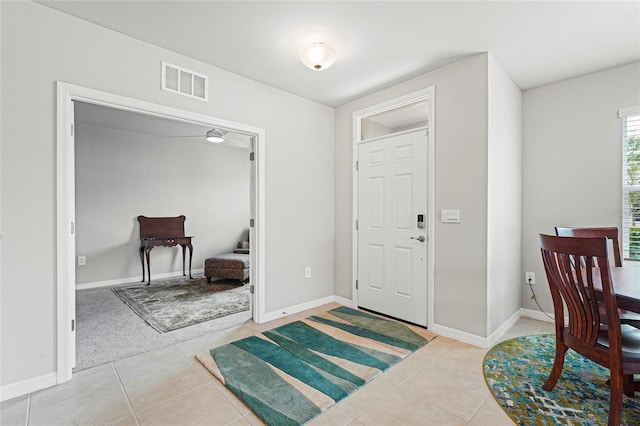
left=139, top=237, right=193, bottom=285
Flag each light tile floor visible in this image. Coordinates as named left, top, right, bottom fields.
left=1, top=304, right=554, bottom=425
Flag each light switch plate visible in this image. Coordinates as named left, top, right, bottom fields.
left=440, top=209, right=461, bottom=223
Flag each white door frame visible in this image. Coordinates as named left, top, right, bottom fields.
left=56, top=82, right=266, bottom=384
left=352, top=86, right=435, bottom=328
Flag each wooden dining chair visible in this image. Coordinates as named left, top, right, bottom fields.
left=555, top=227, right=640, bottom=328
left=555, top=227, right=622, bottom=267
left=540, top=234, right=640, bottom=425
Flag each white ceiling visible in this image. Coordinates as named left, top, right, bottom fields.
left=39, top=1, right=640, bottom=108
left=75, top=102, right=252, bottom=150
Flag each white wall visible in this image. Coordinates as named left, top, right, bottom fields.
left=335, top=54, right=491, bottom=336
left=522, top=61, right=640, bottom=313
left=1, top=1, right=334, bottom=389
left=75, top=121, right=250, bottom=285
left=486, top=54, right=523, bottom=334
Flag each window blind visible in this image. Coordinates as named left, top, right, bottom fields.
left=622, top=110, right=640, bottom=260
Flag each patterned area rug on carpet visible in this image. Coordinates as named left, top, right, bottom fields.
left=483, top=334, right=640, bottom=425
left=196, top=306, right=436, bottom=426
left=112, top=277, right=249, bottom=333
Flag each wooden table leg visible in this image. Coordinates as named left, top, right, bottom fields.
left=145, top=249, right=151, bottom=285
left=188, top=243, right=193, bottom=279
left=181, top=244, right=186, bottom=276
left=139, top=247, right=146, bottom=283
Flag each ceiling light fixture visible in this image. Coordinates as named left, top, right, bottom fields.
left=299, top=42, right=337, bottom=71
left=205, top=128, right=225, bottom=143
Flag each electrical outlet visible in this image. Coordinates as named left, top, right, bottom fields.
left=305, top=266, right=311, bottom=279
left=77, top=256, right=86, bottom=266
left=525, top=271, right=535, bottom=285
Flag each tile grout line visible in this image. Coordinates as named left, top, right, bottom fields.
left=465, top=394, right=490, bottom=423
left=174, top=342, right=220, bottom=384
left=121, top=345, right=245, bottom=420
left=111, top=362, right=140, bottom=426
left=24, top=394, right=31, bottom=426
left=345, top=349, right=434, bottom=423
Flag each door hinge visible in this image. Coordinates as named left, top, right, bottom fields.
left=249, top=218, right=255, bottom=228
left=355, top=219, right=358, bottom=230
left=250, top=284, right=255, bottom=294
left=355, top=161, right=359, bottom=171
left=250, top=152, right=255, bottom=161
left=71, top=319, right=75, bottom=332
left=70, top=222, right=75, bottom=234
left=70, top=123, right=74, bottom=137
left=355, top=279, right=358, bottom=290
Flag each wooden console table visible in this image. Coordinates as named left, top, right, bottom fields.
left=138, top=215, right=193, bottom=285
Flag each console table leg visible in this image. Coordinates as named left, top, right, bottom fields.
left=188, top=244, right=193, bottom=279
left=139, top=247, right=146, bottom=283
left=145, top=249, right=151, bottom=285
left=182, top=245, right=186, bottom=276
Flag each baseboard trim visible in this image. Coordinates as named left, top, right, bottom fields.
left=333, top=295, right=356, bottom=308
left=486, top=309, right=521, bottom=348
left=75, top=269, right=206, bottom=290
left=520, top=307, right=555, bottom=323
left=431, top=309, right=524, bottom=349
left=261, top=295, right=337, bottom=323
left=259, top=294, right=359, bottom=323
left=430, top=323, right=490, bottom=348
left=0, top=372, right=56, bottom=402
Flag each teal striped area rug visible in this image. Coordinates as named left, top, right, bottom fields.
left=196, top=306, right=436, bottom=425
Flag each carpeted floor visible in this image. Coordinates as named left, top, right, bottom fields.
left=75, top=275, right=252, bottom=371
left=483, top=334, right=640, bottom=425
left=196, top=306, right=436, bottom=425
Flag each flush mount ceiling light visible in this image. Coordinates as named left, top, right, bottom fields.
left=299, top=42, right=337, bottom=71
left=205, top=128, right=225, bottom=143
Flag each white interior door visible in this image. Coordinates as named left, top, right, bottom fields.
left=357, top=129, right=428, bottom=326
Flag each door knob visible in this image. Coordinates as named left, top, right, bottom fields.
left=410, top=235, right=426, bottom=242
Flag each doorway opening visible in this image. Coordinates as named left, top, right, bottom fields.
left=56, top=82, right=266, bottom=384
left=73, top=101, right=256, bottom=370
left=352, top=87, right=435, bottom=328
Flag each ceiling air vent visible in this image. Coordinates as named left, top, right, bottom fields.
left=161, top=61, right=208, bottom=102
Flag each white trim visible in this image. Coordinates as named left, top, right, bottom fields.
left=357, top=125, right=427, bottom=145
left=56, top=82, right=267, bottom=385
left=430, top=323, right=488, bottom=348
left=520, top=307, right=555, bottom=323
left=56, top=84, right=76, bottom=382
left=351, top=86, right=436, bottom=328
left=259, top=294, right=359, bottom=323
left=618, top=106, right=640, bottom=118
left=334, top=295, right=357, bottom=308
left=261, top=295, right=337, bottom=323
left=75, top=269, right=206, bottom=290
left=486, top=309, right=521, bottom=348
left=432, top=309, right=523, bottom=349
left=0, top=373, right=56, bottom=402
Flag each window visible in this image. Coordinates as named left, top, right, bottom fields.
left=359, top=99, right=429, bottom=141
left=622, top=108, right=640, bottom=260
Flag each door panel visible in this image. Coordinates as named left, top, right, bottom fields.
left=368, top=177, right=385, bottom=229
left=357, top=129, right=428, bottom=326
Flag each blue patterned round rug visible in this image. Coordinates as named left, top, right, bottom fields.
left=483, top=334, right=640, bottom=425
